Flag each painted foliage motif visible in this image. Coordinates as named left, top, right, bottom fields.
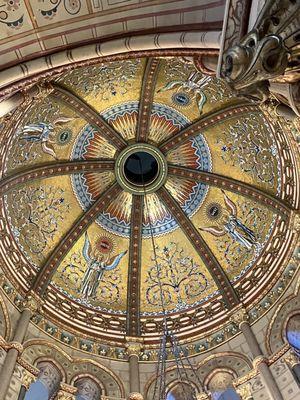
left=58, top=59, right=142, bottom=100
left=5, top=186, right=70, bottom=266
left=145, top=242, right=210, bottom=312
left=217, top=113, right=280, bottom=192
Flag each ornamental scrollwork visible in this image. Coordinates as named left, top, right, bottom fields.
left=145, top=242, right=208, bottom=311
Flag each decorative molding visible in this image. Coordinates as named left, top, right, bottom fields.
left=126, top=195, right=143, bottom=336
left=136, top=58, right=160, bottom=142
left=125, top=337, right=144, bottom=358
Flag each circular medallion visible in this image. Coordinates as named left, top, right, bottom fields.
left=115, top=144, right=168, bottom=195
left=57, top=129, right=72, bottom=145
left=206, top=203, right=222, bottom=221
left=172, top=92, right=191, bottom=107
left=95, top=236, right=114, bottom=254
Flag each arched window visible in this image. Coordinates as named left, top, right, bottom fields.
left=286, top=314, right=300, bottom=355
left=286, top=314, right=300, bottom=384
left=207, top=370, right=240, bottom=400
left=166, top=383, right=196, bottom=400
left=23, top=361, right=62, bottom=400
left=75, top=377, right=101, bottom=400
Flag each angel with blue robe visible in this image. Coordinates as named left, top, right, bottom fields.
left=19, top=117, right=72, bottom=159
left=80, top=232, right=127, bottom=299
left=199, top=190, right=259, bottom=250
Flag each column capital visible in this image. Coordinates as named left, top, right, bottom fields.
left=196, top=393, right=211, bottom=400
left=229, top=306, right=249, bottom=327
left=236, top=383, right=253, bottom=400
left=253, top=355, right=268, bottom=369
left=125, top=336, right=144, bottom=357
left=22, top=291, right=44, bottom=313
left=284, top=350, right=300, bottom=368
left=128, top=393, right=143, bottom=400
left=21, top=369, right=36, bottom=390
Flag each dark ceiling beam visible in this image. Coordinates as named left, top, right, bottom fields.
left=51, top=84, right=128, bottom=151
left=159, top=103, right=257, bottom=153
left=32, top=182, right=122, bottom=295
left=168, top=165, right=291, bottom=217
left=0, top=160, right=114, bottom=195
left=157, top=186, right=239, bottom=309
left=126, top=195, right=144, bottom=336
left=136, top=58, right=160, bottom=142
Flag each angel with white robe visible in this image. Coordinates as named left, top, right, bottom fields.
left=200, top=190, right=259, bottom=250
left=80, top=232, right=127, bottom=299
left=158, top=72, right=211, bottom=114
left=19, top=117, right=72, bottom=159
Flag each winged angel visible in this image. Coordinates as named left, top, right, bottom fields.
left=80, top=233, right=127, bottom=299
left=200, top=190, right=259, bottom=250
left=158, top=72, right=211, bottom=114
left=19, top=117, right=72, bottom=159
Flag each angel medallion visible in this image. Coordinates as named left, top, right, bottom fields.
left=19, top=117, right=72, bottom=159
left=200, top=190, right=259, bottom=250
left=158, top=72, right=211, bottom=114
left=80, top=232, right=127, bottom=299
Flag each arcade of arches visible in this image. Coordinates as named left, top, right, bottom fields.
left=0, top=1, right=299, bottom=400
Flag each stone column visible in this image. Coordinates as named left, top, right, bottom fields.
left=0, top=86, right=40, bottom=118
left=0, top=294, right=42, bottom=400
left=125, top=337, right=144, bottom=399
left=75, top=378, right=100, bottom=400
left=232, top=307, right=284, bottom=400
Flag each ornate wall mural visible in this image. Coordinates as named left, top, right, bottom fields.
left=0, top=55, right=297, bottom=354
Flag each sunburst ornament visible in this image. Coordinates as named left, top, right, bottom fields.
left=95, top=236, right=116, bottom=254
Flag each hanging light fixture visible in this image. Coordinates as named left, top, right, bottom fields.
left=136, top=154, right=205, bottom=400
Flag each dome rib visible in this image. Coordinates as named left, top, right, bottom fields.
left=126, top=194, right=144, bottom=336
left=159, top=103, right=257, bottom=153
left=51, top=84, right=128, bottom=150
left=0, top=160, right=115, bottom=196
left=156, top=186, right=240, bottom=309
left=168, top=165, right=290, bottom=216
left=136, top=58, right=160, bottom=143
left=32, top=182, right=122, bottom=296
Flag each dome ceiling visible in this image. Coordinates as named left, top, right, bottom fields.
left=0, top=56, right=298, bottom=358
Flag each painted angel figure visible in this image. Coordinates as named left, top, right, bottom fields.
left=158, top=72, right=211, bottom=114
left=80, top=232, right=127, bottom=299
left=200, top=190, right=259, bottom=250
left=19, top=117, right=72, bottom=159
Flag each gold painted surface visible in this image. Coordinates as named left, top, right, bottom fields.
left=167, top=112, right=281, bottom=196
left=151, top=57, right=239, bottom=144
left=4, top=95, right=116, bottom=175
left=140, top=222, right=218, bottom=314
left=191, top=186, right=276, bottom=281
left=52, top=222, right=129, bottom=313
left=58, top=58, right=146, bottom=140
left=4, top=176, right=82, bottom=269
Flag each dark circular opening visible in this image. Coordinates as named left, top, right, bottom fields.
left=124, top=151, right=158, bottom=186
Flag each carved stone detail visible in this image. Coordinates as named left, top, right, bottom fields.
left=230, top=306, right=249, bottom=328
left=284, top=350, right=300, bottom=368
left=125, top=337, right=144, bottom=357
left=21, top=369, right=36, bottom=390
left=236, top=383, right=253, bottom=400
left=128, top=393, right=144, bottom=400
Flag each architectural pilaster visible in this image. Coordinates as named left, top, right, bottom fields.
left=0, top=292, right=43, bottom=400
left=231, top=307, right=284, bottom=400
left=125, top=337, right=144, bottom=399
